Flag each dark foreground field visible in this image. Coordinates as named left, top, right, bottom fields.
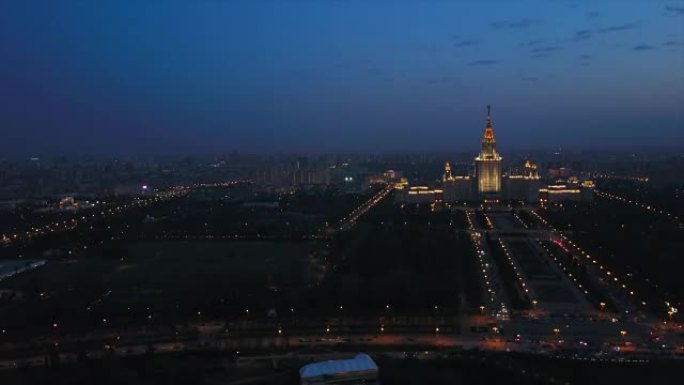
left=1, top=350, right=680, bottom=385
left=0, top=241, right=319, bottom=337
left=316, top=201, right=481, bottom=316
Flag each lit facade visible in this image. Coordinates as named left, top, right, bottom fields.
left=437, top=105, right=593, bottom=204
left=503, top=159, right=541, bottom=202
left=443, top=162, right=475, bottom=201
left=539, top=178, right=594, bottom=204
left=395, top=184, right=444, bottom=204
left=475, top=106, right=502, bottom=196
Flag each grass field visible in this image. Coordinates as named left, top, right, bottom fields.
left=314, top=202, right=482, bottom=316
left=0, top=241, right=319, bottom=336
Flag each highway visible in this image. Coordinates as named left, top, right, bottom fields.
left=0, top=180, right=249, bottom=247
left=1, top=314, right=681, bottom=371
left=335, top=183, right=395, bottom=232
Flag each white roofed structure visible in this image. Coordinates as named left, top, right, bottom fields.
left=299, top=353, right=379, bottom=385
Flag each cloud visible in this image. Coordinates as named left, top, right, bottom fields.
left=664, top=40, right=682, bottom=47
left=577, top=54, right=592, bottom=65
left=469, top=60, right=499, bottom=65
left=454, top=39, right=478, bottom=47
left=574, top=29, right=595, bottom=40
left=665, top=6, right=684, bottom=15
left=366, top=67, right=383, bottom=76
left=531, top=46, right=561, bottom=54
left=529, top=46, right=561, bottom=59
left=364, top=67, right=393, bottom=82
left=491, top=18, right=540, bottom=29
left=288, top=68, right=319, bottom=80
left=523, top=39, right=544, bottom=47
left=426, top=76, right=452, bottom=85
left=413, top=42, right=442, bottom=53
left=586, top=11, right=600, bottom=19
left=521, top=77, right=538, bottom=81
left=633, top=44, right=654, bottom=51
left=597, top=23, right=638, bottom=33
left=574, top=22, right=639, bottom=41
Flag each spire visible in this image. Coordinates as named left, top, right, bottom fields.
left=486, top=104, right=492, bottom=128
left=483, top=104, right=495, bottom=141
left=443, top=162, right=452, bottom=181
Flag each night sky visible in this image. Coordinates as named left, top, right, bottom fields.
left=1, top=1, right=683, bottom=156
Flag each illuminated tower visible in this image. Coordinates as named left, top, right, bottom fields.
left=443, top=162, right=453, bottom=181
left=475, top=105, right=502, bottom=196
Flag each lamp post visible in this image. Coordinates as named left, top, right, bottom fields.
left=668, top=307, right=677, bottom=321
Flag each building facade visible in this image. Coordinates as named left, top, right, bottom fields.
left=437, top=106, right=593, bottom=204
left=475, top=105, right=502, bottom=197
left=503, top=159, right=542, bottom=202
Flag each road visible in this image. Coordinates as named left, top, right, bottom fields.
left=336, top=184, right=394, bottom=232
left=1, top=317, right=681, bottom=371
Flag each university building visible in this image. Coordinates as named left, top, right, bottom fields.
left=438, top=106, right=591, bottom=204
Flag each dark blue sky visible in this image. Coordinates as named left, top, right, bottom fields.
left=1, top=1, right=683, bottom=156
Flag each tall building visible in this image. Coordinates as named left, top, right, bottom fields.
left=438, top=105, right=591, bottom=204
left=442, top=105, right=538, bottom=203
left=504, top=159, right=541, bottom=202
left=442, top=162, right=475, bottom=201
left=475, top=105, right=502, bottom=197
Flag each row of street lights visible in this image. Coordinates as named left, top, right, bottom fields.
left=335, top=184, right=394, bottom=231
left=531, top=209, right=679, bottom=318
left=595, top=189, right=682, bottom=229
left=465, top=211, right=497, bottom=310
left=1, top=180, right=249, bottom=246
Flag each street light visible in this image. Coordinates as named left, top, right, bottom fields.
left=480, top=306, right=485, bottom=314
left=599, top=302, right=606, bottom=311
left=620, top=330, right=627, bottom=338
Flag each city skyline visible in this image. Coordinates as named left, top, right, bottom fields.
left=1, top=1, right=683, bottom=156
left=2, top=2, right=684, bottom=384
